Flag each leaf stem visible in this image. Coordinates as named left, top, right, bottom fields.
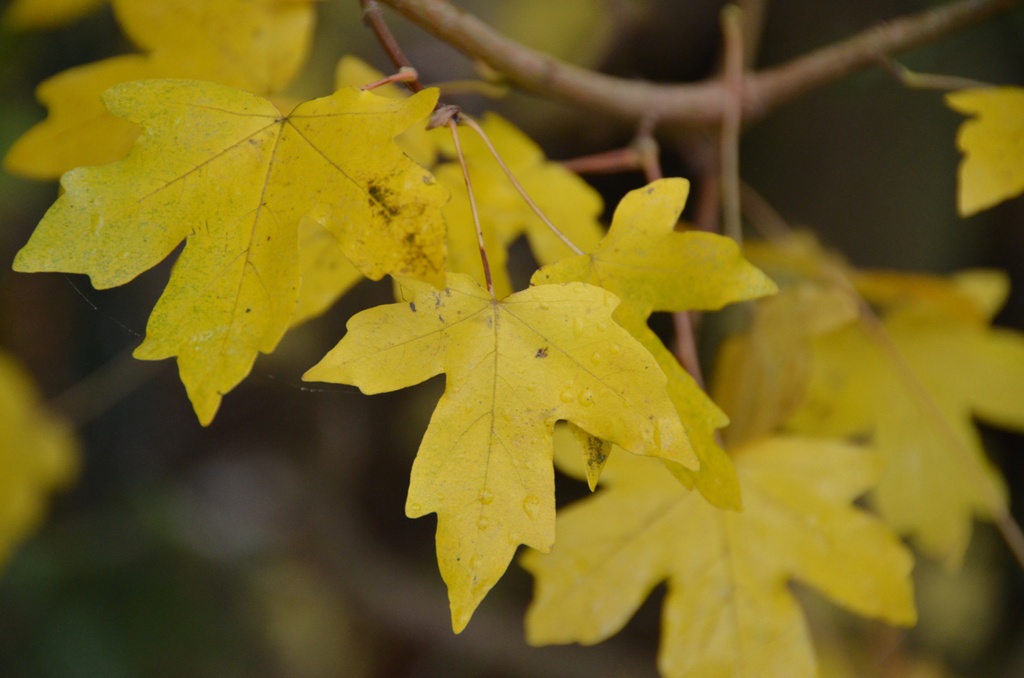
left=447, top=117, right=495, bottom=299
left=459, top=114, right=584, bottom=256
left=377, top=0, right=1020, bottom=127
left=360, top=66, right=421, bottom=91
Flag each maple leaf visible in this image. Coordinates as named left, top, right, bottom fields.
left=4, top=0, right=316, bottom=179
left=787, top=267, right=1024, bottom=568
left=434, top=113, right=605, bottom=297
left=285, top=56, right=451, bottom=327
left=2, top=0, right=105, bottom=29
left=0, top=352, right=78, bottom=569
left=289, top=217, right=365, bottom=328
left=14, top=79, right=447, bottom=425
left=533, top=178, right=777, bottom=508
left=111, top=0, right=314, bottom=95
left=712, top=282, right=858, bottom=449
left=303, top=273, right=696, bottom=632
left=522, top=433, right=916, bottom=678
left=946, top=87, right=1024, bottom=216
left=334, top=56, right=443, bottom=169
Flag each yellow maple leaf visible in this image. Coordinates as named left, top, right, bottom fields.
left=111, top=0, right=314, bottom=95
left=0, top=352, right=78, bottom=569
left=289, top=217, right=365, bottom=328
left=435, top=113, right=605, bottom=297
left=5, top=52, right=226, bottom=179
left=334, top=55, right=442, bottom=169
left=2, top=0, right=105, bottom=29
left=4, top=0, right=316, bottom=179
left=14, top=79, right=447, bottom=425
left=522, top=434, right=915, bottom=678
left=946, top=87, right=1024, bottom=216
left=788, top=268, right=1024, bottom=568
left=533, top=178, right=777, bottom=508
left=712, top=282, right=858, bottom=449
left=284, top=56, right=448, bottom=327
left=303, top=272, right=696, bottom=632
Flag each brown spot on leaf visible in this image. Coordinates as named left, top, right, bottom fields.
left=367, top=182, right=401, bottom=217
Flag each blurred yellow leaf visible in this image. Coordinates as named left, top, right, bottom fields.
left=289, top=217, right=364, bottom=328
left=713, top=282, right=858, bottom=449
left=436, top=113, right=605, bottom=297
left=4, top=0, right=317, bottom=179
left=0, top=352, right=78, bottom=569
left=2, top=0, right=105, bottom=29
left=304, top=273, right=695, bottom=632
left=534, top=178, right=777, bottom=507
left=788, top=268, right=1024, bottom=568
left=111, top=0, right=314, bottom=94
left=523, top=436, right=915, bottom=678
left=14, top=80, right=446, bottom=425
left=946, top=87, right=1024, bottom=216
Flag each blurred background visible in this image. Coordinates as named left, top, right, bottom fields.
left=0, top=1, right=1022, bottom=676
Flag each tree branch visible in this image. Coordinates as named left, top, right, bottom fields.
left=377, top=0, right=1021, bottom=129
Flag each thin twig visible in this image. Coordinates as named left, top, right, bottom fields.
left=360, top=66, right=420, bottom=91
left=720, top=5, right=745, bottom=244
left=739, top=181, right=791, bottom=241
left=433, top=79, right=510, bottom=99
left=879, top=58, right=995, bottom=91
left=559, top=118, right=661, bottom=180
left=736, top=0, right=769, bottom=68
left=361, top=0, right=424, bottom=92
left=634, top=116, right=662, bottom=183
left=459, top=114, right=584, bottom=256
left=49, top=349, right=164, bottom=427
left=560, top=148, right=643, bottom=175
left=447, top=117, right=495, bottom=298
left=672, top=311, right=706, bottom=391
left=377, top=0, right=1020, bottom=127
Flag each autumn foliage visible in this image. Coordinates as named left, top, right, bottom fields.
left=2, top=0, right=1024, bottom=676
